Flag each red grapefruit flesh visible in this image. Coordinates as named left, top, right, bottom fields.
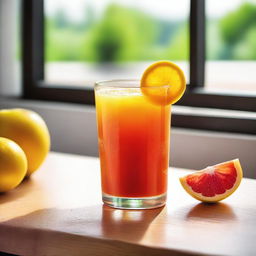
left=179, top=159, right=243, bottom=202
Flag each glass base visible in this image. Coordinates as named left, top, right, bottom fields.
left=102, top=193, right=167, bottom=209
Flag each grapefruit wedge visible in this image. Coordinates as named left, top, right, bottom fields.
left=179, top=159, right=243, bottom=202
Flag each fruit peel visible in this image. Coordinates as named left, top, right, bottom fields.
left=179, top=159, right=243, bottom=203
left=0, top=108, right=50, bottom=176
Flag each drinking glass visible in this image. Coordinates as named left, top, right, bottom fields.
left=95, top=80, right=171, bottom=209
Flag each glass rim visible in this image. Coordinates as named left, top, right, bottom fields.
left=95, top=79, right=171, bottom=89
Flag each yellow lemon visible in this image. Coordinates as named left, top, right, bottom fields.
left=0, top=109, right=50, bottom=176
left=0, top=137, right=27, bottom=192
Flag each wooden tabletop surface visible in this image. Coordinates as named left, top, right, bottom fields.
left=0, top=152, right=255, bottom=256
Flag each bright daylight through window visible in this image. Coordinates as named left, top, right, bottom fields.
left=44, top=0, right=190, bottom=87
left=206, top=0, right=256, bottom=92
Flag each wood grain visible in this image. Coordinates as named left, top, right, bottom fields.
left=0, top=152, right=255, bottom=256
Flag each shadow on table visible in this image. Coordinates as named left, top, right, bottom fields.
left=1, top=204, right=202, bottom=256
left=101, top=205, right=164, bottom=242
left=0, top=204, right=164, bottom=243
left=0, top=178, right=37, bottom=204
left=186, top=202, right=237, bottom=221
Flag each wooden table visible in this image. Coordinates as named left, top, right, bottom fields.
left=0, top=152, right=255, bottom=256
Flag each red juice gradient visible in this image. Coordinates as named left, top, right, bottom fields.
left=95, top=87, right=171, bottom=197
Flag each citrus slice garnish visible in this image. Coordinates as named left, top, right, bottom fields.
left=179, top=159, right=243, bottom=203
left=140, top=61, right=186, bottom=105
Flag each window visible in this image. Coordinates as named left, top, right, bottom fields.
left=44, top=0, right=190, bottom=87
left=206, top=0, right=256, bottom=92
left=22, top=0, right=256, bottom=134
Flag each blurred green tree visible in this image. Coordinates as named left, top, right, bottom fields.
left=53, top=9, right=69, bottom=29
left=45, top=4, right=189, bottom=62
left=165, top=23, right=189, bottom=60
left=45, top=11, right=87, bottom=61
left=83, top=4, right=157, bottom=62
left=234, top=26, right=256, bottom=59
left=219, top=3, right=256, bottom=60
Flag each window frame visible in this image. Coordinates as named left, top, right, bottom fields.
left=21, top=0, right=256, bottom=134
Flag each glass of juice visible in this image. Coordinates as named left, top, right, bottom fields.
left=95, top=80, right=171, bottom=209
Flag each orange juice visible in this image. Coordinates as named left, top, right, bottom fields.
left=95, top=82, right=170, bottom=207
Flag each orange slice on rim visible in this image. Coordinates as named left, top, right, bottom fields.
left=140, top=61, right=186, bottom=105
left=179, top=159, right=243, bottom=203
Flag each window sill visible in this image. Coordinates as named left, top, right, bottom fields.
left=1, top=96, right=256, bottom=135
left=172, top=105, right=256, bottom=134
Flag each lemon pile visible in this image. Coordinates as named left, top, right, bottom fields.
left=0, top=109, right=50, bottom=193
